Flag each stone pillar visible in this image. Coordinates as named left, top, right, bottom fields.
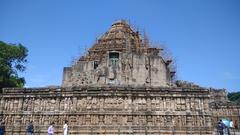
left=186, top=114, right=193, bottom=134
left=147, top=115, right=152, bottom=126
left=186, top=98, right=190, bottom=111
left=99, top=115, right=104, bottom=124
left=72, top=97, right=77, bottom=111
left=206, top=116, right=212, bottom=127
left=147, top=97, right=151, bottom=111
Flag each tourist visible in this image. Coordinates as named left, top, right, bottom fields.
left=63, top=120, right=68, bottom=135
left=26, top=121, right=34, bottom=135
left=0, top=121, right=5, bottom=135
left=230, top=119, right=234, bottom=128
left=234, top=120, right=238, bottom=131
left=217, top=120, right=224, bottom=135
left=48, top=122, right=55, bottom=135
left=229, top=120, right=234, bottom=134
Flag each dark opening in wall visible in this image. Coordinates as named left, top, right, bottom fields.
left=94, top=61, right=99, bottom=69
left=109, top=52, right=119, bottom=68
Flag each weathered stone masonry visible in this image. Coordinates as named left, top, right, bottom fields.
left=1, top=86, right=216, bottom=135
left=1, top=20, right=240, bottom=135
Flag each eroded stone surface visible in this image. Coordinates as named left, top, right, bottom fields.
left=62, top=20, right=174, bottom=87
left=1, top=86, right=239, bottom=134
left=1, top=20, right=239, bottom=135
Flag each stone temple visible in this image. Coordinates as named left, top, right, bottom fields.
left=62, top=20, right=174, bottom=87
left=0, top=20, right=240, bottom=135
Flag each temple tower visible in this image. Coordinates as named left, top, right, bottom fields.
left=62, top=20, right=175, bottom=87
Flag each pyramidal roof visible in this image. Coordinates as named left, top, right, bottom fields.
left=99, top=20, right=139, bottom=41
left=79, top=20, right=159, bottom=61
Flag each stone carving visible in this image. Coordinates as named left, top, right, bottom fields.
left=1, top=86, right=237, bottom=134
left=1, top=20, right=240, bottom=135
left=175, top=80, right=201, bottom=88
left=63, top=20, right=174, bottom=87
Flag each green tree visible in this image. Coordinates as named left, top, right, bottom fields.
left=228, top=91, right=240, bottom=103
left=0, top=41, right=28, bottom=90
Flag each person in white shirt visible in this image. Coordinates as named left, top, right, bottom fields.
left=230, top=119, right=234, bottom=128
left=227, top=119, right=234, bottom=135
left=63, top=120, right=68, bottom=135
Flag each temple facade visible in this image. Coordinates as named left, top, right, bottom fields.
left=62, top=20, right=174, bottom=87
left=0, top=20, right=239, bottom=135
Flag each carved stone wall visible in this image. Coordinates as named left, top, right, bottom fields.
left=0, top=86, right=214, bottom=135
left=63, top=53, right=170, bottom=87
left=210, top=101, right=240, bottom=129
left=209, top=89, right=228, bottom=102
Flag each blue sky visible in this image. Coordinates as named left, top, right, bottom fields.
left=0, top=0, right=239, bottom=91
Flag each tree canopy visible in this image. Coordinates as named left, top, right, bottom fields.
left=228, top=91, right=240, bottom=103
left=0, top=41, right=28, bottom=90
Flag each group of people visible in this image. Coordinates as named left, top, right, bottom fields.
left=0, top=120, right=68, bottom=135
left=0, top=119, right=237, bottom=135
left=47, top=120, right=68, bottom=135
left=217, top=119, right=234, bottom=135
left=27, top=120, right=69, bottom=135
